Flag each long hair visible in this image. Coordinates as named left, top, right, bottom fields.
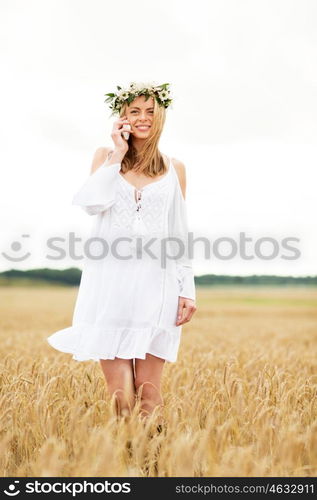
left=119, top=96, right=168, bottom=178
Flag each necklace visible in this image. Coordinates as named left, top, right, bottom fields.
left=131, top=189, right=147, bottom=238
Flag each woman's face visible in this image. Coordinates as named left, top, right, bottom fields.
left=125, top=95, right=154, bottom=138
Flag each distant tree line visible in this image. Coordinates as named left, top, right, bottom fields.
left=0, top=268, right=81, bottom=286
left=0, top=268, right=316, bottom=286
left=195, top=274, right=317, bottom=286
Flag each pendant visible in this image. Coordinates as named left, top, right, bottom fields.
left=130, top=189, right=147, bottom=251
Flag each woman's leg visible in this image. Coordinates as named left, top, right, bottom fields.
left=134, top=353, right=166, bottom=419
left=99, top=357, right=136, bottom=417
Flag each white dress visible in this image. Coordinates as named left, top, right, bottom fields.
left=47, top=154, right=196, bottom=363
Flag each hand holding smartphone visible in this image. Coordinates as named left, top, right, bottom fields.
left=111, top=116, right=131, bottom=153
left=121, top=123, right=131, bottom=140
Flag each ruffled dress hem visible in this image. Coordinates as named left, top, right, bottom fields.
left=47, top=322, right=179, bottom=363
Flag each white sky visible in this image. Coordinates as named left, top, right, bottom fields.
left=1, top=0, right=316, bottom=277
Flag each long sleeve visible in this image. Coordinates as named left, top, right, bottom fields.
left=168, top=176, right=196, bottom=301
left=72, top=162, right=121, bottom=215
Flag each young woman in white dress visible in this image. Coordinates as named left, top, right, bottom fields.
left=48, top=82, right=197, bottom=424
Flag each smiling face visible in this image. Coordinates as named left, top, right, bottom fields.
left=125, top=95, right=155, bottom=138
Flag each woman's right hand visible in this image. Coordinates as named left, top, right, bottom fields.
left=110, top=116, right=133, bottom=154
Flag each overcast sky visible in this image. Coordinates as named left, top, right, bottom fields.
left=1, top=0, right=316, bottom=277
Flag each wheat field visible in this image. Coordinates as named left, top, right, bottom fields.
left=0, top=285, right=316, bottom=477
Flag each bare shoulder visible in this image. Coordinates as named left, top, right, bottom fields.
left=90, top=146, right=113, bottom=174
left=171, top=157, right=186, bottom=179
left=171, top=157, right=187, bottom=199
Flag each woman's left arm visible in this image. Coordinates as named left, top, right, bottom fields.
left=169, top=159, right=197, bottom=325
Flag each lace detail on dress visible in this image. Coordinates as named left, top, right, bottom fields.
left=136, top=183, right=169, bottom=233
left=111, top=182, right=136, bottom=230
left=111, top=172, right=170, bottom=234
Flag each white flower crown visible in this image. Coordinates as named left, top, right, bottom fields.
left=104, top=81, right=173, bottom=116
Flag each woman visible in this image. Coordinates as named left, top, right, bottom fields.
left=47, top=81, right=197, bottom=423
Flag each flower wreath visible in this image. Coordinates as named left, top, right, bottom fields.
left=104, top=81, right=173, bottom=116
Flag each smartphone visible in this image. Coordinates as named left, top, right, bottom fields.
left=121, top=123, right=131, bottom=140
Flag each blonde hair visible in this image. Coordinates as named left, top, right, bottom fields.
left=119, top=96, right=168, bottom=178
